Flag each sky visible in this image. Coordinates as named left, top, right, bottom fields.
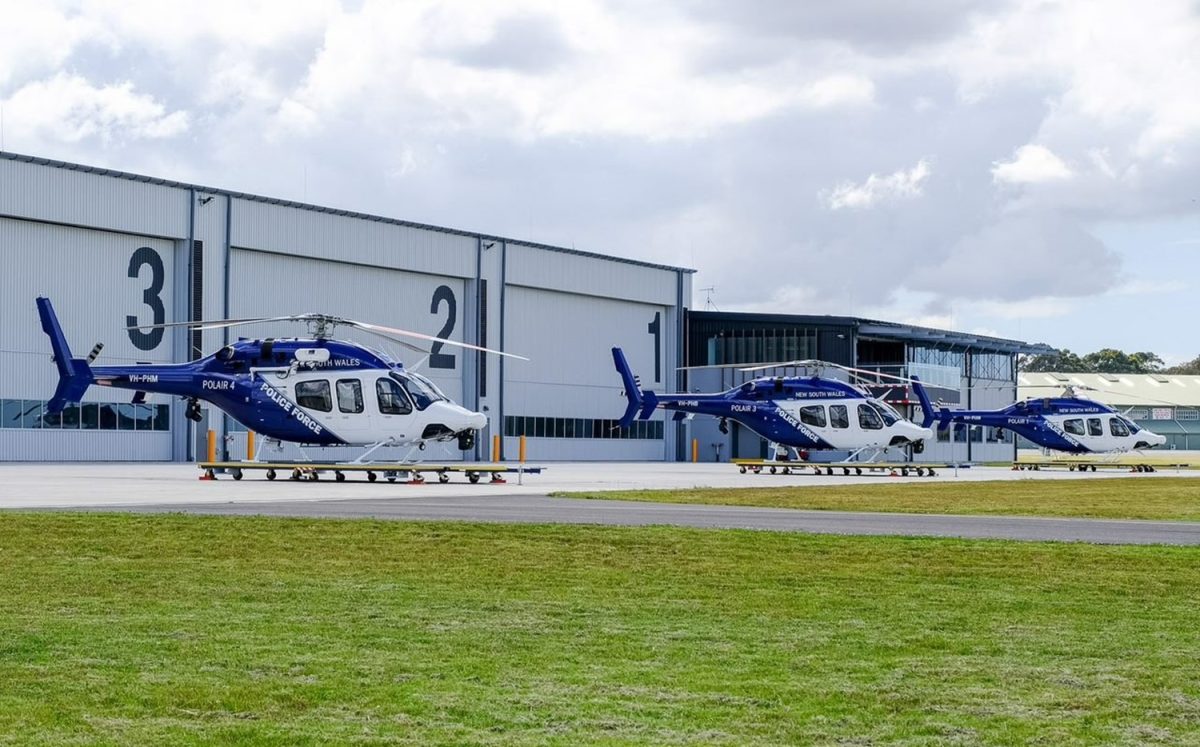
left=2, top=0, right=1198, bottom=362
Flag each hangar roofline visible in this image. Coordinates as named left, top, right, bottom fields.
left=0, top=149, right=696, bottom=276
left=688, top=310, right=1053, bottom=355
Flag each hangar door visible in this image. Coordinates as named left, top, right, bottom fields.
left=225, top=249, right=471, bottom=459
left=0, top=218, right=176, bottom=460
left=503, top=286, right=670, bottom=460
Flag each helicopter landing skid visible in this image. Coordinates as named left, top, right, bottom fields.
left=197, top=460, right=543, bottom=484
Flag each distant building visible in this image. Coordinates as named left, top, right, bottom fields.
left=1018, top=372, right=1200, bottom=451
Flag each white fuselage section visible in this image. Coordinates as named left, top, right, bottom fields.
left=763, top=397, right=933, bottom=450
left=260, top=368, right=486, bottom=446
left=1040, top=412, right=1166, bottom=453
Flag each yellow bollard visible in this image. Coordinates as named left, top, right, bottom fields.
left=246, top=431, right=256, bottom=461
left=519, top=435, right=527, bottom=463
left=206, top=429, right=216, bottom=463
left=692, top=438, right=699, bottom=463
left=492, top=434, right=501, bottom=462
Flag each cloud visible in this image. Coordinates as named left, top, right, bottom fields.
left=918, top=213, right=1119, bottom=300
left=992, top=144, right=1072, bottom=184
left=5, top=0, right=1200, bottom=359
left=442, top=13, right=574, bottom=73
left=976, top=297, right=1077, bottom=319
left=1, top=73, right=188, bottom=144
left=0, top=2, right=99, bottom=87
left=823, top=159, right=931, bottom=210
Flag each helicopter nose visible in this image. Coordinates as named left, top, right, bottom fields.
left=464, top=409, right=487, bottom=431
left=907, top=424, right=934, bottom=442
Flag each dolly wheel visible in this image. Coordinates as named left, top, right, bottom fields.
left=266, top=469, right=276, bottom=481
left=335, top=471, right=345, bottom=482
left=739, top=466, right=747, bottom=474
left=232, top=468, right=243, bottom=481
left=468, top=473, right=480, bottom=484
left=290, top=469, right=301, bottom=481
left=367, top=471, right=377, bottom=482
left=439, top=472, right=450, bottom=484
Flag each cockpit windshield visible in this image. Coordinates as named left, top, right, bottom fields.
left=390, top=371, right=448, bottom=410
left=869, top=400, right=900, bottom=426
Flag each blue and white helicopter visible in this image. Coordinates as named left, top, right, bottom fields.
left=36, top=297, right=526, bottom=463
left=612, top=347, right=936, bottom=461
left=931, top=385, right=1166, bottom=456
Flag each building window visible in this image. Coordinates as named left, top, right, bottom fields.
left=503, top=415, right=664, bottom=440
left=0, top=398, right=170, bottom=431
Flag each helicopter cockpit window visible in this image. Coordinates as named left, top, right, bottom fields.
left=829, top=405, right=849, bottom=429
left=869, top=401, right=900, bottom=426
left=1118, top=415, right=1140, bottom=434
left=377, top=377, right=413, bottom=415
left=858, top=403, right=883, bottom=430
left=295, top=380, right=332, bottom=413
left=336, top=379, right=364, bottom=414
left=1109, top=417, right=1130, bottom=437
left=799, top=405, right=826, bottom=428
left=390, top=372, right=446, bottom=411
left=1063, top=419, right=1085, bottom=436
left=1087, top=417, right=1103, bottom=436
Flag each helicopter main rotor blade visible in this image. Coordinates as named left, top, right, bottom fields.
left=346, top=320, right=530, bottom=361
left=124, top=315, right=308, bottom=331
left=733, top=359, right=959, bottom=390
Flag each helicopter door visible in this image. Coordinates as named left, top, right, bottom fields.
left=329, top=378, right=372, bottom=442
left=857, top=403, right=884, bottom=445
left=373, top=376, right=415, bottom=441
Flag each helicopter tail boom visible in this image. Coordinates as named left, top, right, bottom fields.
left=911, top=375, right=937, bottom=429
left=612, top=347, right=646, bottom=429
left=36, top=297, right=95, bottom=414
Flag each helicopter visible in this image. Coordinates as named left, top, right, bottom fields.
left=35, top=297, right=526, bottom=461
left=931, top=385, right=1166, bottom=455
left=612, top=347, right=936, bottom=460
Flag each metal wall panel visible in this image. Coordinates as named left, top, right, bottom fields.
left=228, top=249, right=468, bottom=404
left=506, top=243, right=679, bottom=305
left=503, top=286, right=669, bottom=459
left=0, top=431, right=172, bottom=462
left=0, top=159, right=186, bottom=239
left=232, top=200, right=477, bottom=280
left=0, top=218, right=178, bottom=397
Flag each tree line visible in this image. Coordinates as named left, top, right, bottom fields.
left=1019, top=349, right=1200, bottom=375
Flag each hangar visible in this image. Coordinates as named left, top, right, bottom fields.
left=0, top=152, right=691, bottom=463
left=685, top=311, right=1052, bottom=463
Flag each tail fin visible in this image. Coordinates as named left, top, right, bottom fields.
left=612, top=347, right=646, bottom=429
left=36, top=297, right=94, bottom=414
left=912, top=375, right=936, bottom=429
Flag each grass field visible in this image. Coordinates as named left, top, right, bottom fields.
left=2, top=513, right=1200, bottom=745
left=558, top=476, right=1200, bottom=521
